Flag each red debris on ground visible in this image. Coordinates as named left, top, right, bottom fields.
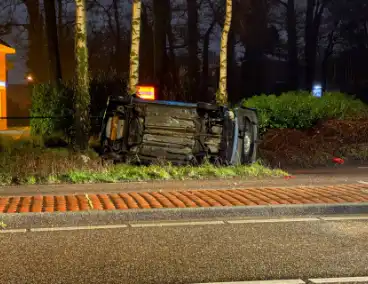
left=284, top=175, right=296, bottom=180
left=332, top=157, right=345, bottom=164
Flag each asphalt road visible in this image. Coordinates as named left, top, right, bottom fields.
left=1, top=218, right=368, bottom=284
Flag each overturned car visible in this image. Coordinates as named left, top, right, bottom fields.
left=99, top=86, right=259, bottom=166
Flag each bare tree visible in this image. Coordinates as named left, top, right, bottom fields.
left=153, top=0, right=169, bottom=99
left=128, top=0, right=142, bottom=94
left=23, top=0, right=49, bottom=82
left=216, top=0, right=232, bottom=105
left=200, top=17, right=216, bottom=101
left=304, top=0, right=331, bottom=90
left=44, top=0, right=63, bottom=82
left=74, top=0, right=90, bottom=150
left=112, top=0, right=124, bottom=76
left=187, top=0, right=200, bottom=101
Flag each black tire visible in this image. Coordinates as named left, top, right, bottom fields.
left=241, top=117, right=257, bottom=164
left=233, top=108, right=258, bottom=165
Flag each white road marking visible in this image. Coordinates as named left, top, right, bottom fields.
left=130, top=220, right=225, bottom=228
left=10, top=215, right=368, bottom=232
left=308, top=276, right=368, bottom=283
left=227, top=217, right=320, bottom=224
left=30, top=224, right=128, bottom=232
left=0, top=229, right=27, bottom=234
left=357, top=180, right=368, bottom=184
left=192, top=280, right=305, bottom=284
left=321, top=216, right=368, bottom=221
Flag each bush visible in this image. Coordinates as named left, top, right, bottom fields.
left=30, top=83, right=74, bottom=139
left=243, top=91, right=368, bottom=133
left=29, top=75, right=129, bottom=141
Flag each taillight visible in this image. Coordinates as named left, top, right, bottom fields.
left=136, top=86, right=155, bottom=100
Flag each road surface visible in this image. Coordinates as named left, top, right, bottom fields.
left=1, top=216, right=368, bottom=284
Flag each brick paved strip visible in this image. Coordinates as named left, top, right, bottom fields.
left=0, top=184, right=367, bottom=214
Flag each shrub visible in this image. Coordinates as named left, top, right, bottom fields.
left=243, top=91, right=368, bottom=133
left=30, top=83, right=74, bottom=139
left=30, top=75, right=129, bottom=140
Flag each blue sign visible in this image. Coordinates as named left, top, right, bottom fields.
left=312, top=84, right=322, bottom=97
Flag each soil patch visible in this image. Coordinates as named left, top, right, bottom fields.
left=259, top=119, right=368, bottom=168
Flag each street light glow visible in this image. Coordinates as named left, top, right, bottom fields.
left=26, top=75, right=34, bottom=82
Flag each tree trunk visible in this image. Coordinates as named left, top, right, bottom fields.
left=44, top=0, right=62, bottom=82
left=74, top=0, right=90, bottom=150
left=321, top=57, right=328, bottom=90
left=200, top=20, right=215, bottom=102
left=128, top=0, right=142, bottom=94
left=57, top=0, right=62, bottom=27
left=227, top=28, right=237, bottom=103
left=112, top=0, right=123, bottom=76
left=23, top=0, right=49, bottom=82
left=166, top=4, right=179, bottom=91
left=304, top=0, right=325, bottom=90
left=237, top=0, right=268, bottom=96
left=153, top=0, right=168, bottom=99
left=57, top=0, right=65, bottom=79
left=321, top=31, right=334, bottom=90
left=186, top=0, right=200, bottom=102
left=217, top=0, right=232, bottom=105
left=287, top=0, right=298, bottom=90
left=57, top=0, right=63, bottom=54
left=304, top=0, right=315, bottom=90
left=140, top=3, right=154, bottom=82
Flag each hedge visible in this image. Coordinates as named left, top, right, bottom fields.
left=243, top=91, right=368, bottom=133
left=30, top=87, right=368, bottom=139
left=30, top=83, right=74, bottom=139
left=30, top=74, right=127, bottom=139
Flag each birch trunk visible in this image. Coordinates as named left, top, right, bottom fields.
left=216, top=0, right=232, bottom=105
left=75, top=0, right=90, bottom=150
left=129, top=0, right=142, bottom=95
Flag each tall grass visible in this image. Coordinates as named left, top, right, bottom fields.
left=0, top=136, right=286, bottom=185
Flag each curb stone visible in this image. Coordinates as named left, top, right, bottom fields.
left=1, top=202, right=368, bottom=230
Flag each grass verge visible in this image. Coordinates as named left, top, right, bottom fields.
left=0, top=136, right=287, bottom=186
left=64, top=162, right=286, bottom=184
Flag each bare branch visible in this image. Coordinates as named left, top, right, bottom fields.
left=275, top=0, right=288, bottom=9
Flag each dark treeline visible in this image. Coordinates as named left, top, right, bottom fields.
left=1, top=0, right=367, bottom=103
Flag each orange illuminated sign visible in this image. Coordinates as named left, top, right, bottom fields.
left=0, top=40, right=15, bottom=130
left=136, top=86, right=155, bottom=100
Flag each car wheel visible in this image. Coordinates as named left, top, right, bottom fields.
left=241, top=118, right=257, bottom=164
